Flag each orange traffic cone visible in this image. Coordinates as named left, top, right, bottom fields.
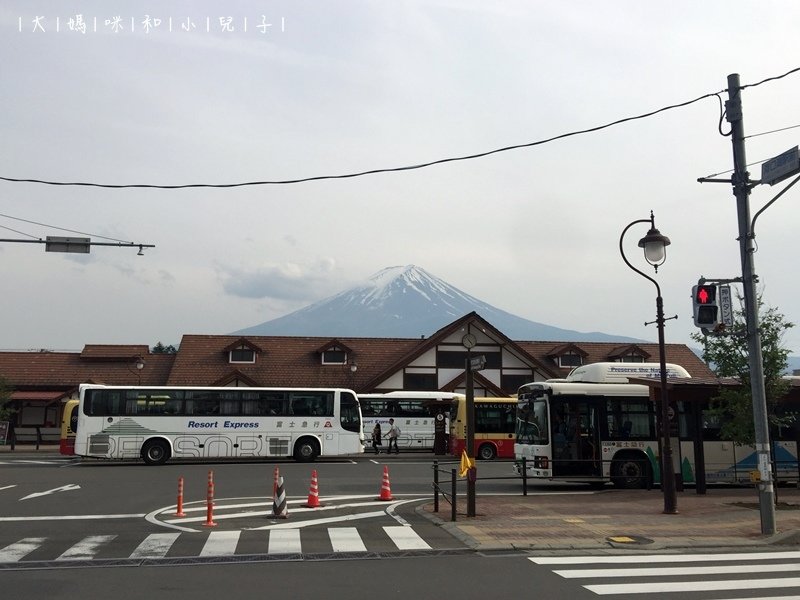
left=376, top=465, right=394, bottom=501
left=303, top=469, right=324, bottom=508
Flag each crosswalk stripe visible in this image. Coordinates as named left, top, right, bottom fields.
left=384, top=526, right=430, bottom=550
left=530, top=550, right=800, bottom=565
left=129, top=533, right=180, bottom=558
left=0, top=537, right=45, bottom=562
left=586, top=576, right=800, bottom=596
left=56, top=535, right=116, bottom=560
left=329, top=527, right=367, bottom=552
left=268, top=529, right=301, bottom=554
left=199, top=531, right=240, bottom=557
left=555, top=562, right=800, bottom=579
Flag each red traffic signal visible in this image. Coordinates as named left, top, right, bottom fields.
left=694, top=284, right=716, bottom=305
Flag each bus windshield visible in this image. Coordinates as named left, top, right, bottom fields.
left=516, top=395, right=548, bottom=446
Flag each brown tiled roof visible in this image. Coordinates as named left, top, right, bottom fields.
left=79, top=345, right=150, bottom=361
left=0, top=351, right=176, bottom=389
left=515, top=341, right=714, bottom=378
left=167, top=334, right=422, bottom=389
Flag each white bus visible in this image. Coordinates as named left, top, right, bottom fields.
left=514, top=363, right=692, bottom=488
left=359, top=391, right=461, bottom=451
left=515, top=363, right=800, bottom=487
left=74, top=385, right=364, bottom=465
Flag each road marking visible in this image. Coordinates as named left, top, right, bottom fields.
left=56, top=535, right=117, bottom=560
left=269, top=529, right=301, bottom=554
left=329, top=527, right=367, bottom=552
left=0, top=537, right=45, bottom=562
left=556, top=562, right=800, bottom=579
left=200, top=531, right=240, bottom=557
left=586, top=577, right=800, bottom=595
left=530, top=550, right=800, bottom=564
left=129, top=533, right=181, bottom=558
left=0, top=514, right=145, bottom=521
left=0, top=485, right=17, bottom=492
left=20, top=484, right=81, bottom=500
left=384, top=526, right=430, bottom=550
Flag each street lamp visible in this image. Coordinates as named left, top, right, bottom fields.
left=619, top=210, right=678, bottom=515
left=128, top=357, right=145, bottom=385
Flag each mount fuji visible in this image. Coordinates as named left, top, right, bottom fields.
left=233, top=265, right=642, bottom=342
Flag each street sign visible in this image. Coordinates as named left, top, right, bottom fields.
left=718, top=284, right=734, bottom=328
left=45, top=236, right=90, bottom=253
left=469, top=355, right=486, bottom=371
left=761, top=146, right=800, bottom=186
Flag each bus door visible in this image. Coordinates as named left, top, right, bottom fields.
left=550, top=398, right=601, bottom=478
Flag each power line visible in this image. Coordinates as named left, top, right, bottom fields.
left=745, top=123, right=800, bottom=139
left=0, top=67, right=797, bottom=190
left=0, top=212, right=134, bottom=244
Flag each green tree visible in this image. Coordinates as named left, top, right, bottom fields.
left=0, top=376, right=15, bottom=423
left=691, top=296, right=794, bottom=445
left=152, top=342, right=177, bottom=354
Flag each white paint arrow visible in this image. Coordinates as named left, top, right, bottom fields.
left=20, top=484, right=81, bottom=500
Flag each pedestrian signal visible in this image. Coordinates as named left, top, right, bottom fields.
left=692, top=284, right=721, bottom=330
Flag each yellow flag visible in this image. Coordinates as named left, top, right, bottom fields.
left=459, top=449, right=475, bottom=478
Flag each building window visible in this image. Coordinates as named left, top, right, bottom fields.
left=229, top=347, right=256, bottom=364
left=616, top=354, right=645, bottom=363
left=558, top=353, right=583, bottom=368
left=404, top=372, right=437, bottom=390
left=501, top=373, right=532, bottom=393
left=322, top=349, right=347, bottom=365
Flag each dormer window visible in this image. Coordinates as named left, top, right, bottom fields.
left=558, top=352, right=583, bottom=368
left=615, top=353, right=645, bottom=363
left=229, top=346, right=256, bottom=364
left=322, top=349, right=347, bottom=365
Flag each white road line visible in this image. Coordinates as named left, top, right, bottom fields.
left=0, top=514, right=144, bottom=521
left=384, top=525, right=430, bottom=550
left=199, top=531, right=240, bottom=557
left=249, top=509, right=386, bottom=531
left=0, top=537, right=45, bottom=562
left=586, top=576, right=800, bottom=596
left=556, top=562, right=800, bottom=578
left=268, top=529, right=301, bottom=554
left=329, top=527, right=367, bottom=552
left=0, top=485, right=17, bottom=492
left=530, top=550, right=800, bottom=565
left=129, top=532, right=180, bottom=559
left=56, top=535, right=117, bottom=560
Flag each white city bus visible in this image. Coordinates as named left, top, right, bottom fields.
left=74, top=385, right=363, bottom=465
left=515, top=363, right=800, bottom=487
left=359, top=391, right=461, bottom=451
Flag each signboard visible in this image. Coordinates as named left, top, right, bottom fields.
left=0, top=421, right=9, bottom=445
left=718, top=284, right=734, bottom=328
left=469, top=355, right=486, bottom=371
left=45, top=236, right=90, bottom=253
left=761, top=146, right=800, bottom=186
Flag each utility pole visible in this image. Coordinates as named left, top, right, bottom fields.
left=726, top=73, right=776, bottom=534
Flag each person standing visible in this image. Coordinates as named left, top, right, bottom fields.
left=371, top=422, right=382, bottom=454
left=384, top=418, right=401, bottom=454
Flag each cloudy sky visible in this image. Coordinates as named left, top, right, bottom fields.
left=2, top=1, right=799, bottom=356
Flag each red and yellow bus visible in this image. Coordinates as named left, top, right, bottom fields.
left=59, top=398, right=79, bottom=455
left=449, top=396, right=516, bottom=460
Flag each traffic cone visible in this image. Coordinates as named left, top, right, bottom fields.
left=273, top=466, right=280, bottom=497
left=203, top=470, right=217, bottom=527
left=376, top=465, right=394, bottom=501
left=174, top=476, right=186, bottom=517
left=272, top=475, right=288, bottom=519
left=303, top=469, right=324, bottom=508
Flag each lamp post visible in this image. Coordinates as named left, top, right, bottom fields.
left=619, top=211, right=678, bottom=514
left=128, top=357, right=145, bottom=385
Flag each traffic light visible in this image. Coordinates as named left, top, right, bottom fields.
left=692, top=284, right=721, bottom=329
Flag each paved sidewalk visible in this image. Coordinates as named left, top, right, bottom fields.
left=421, top=487, right=800, bottom=552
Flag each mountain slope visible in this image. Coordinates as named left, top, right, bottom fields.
left=233, top=265, right=642, bottom=342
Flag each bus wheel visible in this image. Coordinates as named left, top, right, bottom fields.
left=611, top=453, right=650, bottom=489
left=141, top=439, right=170, bottom=466
left=293, top=439, right=319, bottom=462
left=478, top=444, right=497, bottom=460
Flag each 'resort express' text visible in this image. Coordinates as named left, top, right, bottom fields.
left=188, top=420, right=258, bottom=430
